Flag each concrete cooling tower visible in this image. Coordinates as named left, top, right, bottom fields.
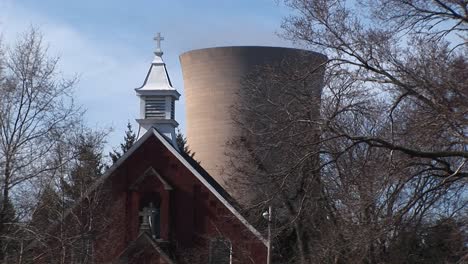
left=180, top=46, right=327, bottom=201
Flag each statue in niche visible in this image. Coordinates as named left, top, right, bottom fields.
left=148, top=202, right=160, bottom=239
left=139, top=202, right=161, bottom=239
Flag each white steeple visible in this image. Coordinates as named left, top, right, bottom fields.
left=135, top=33, right=180, bottom=146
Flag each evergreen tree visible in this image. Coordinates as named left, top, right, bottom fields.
left=109, top=122, right=136, bottom=164
left=0, top=195, right=18, bottom=262
left=0, top=196, right=16, bottom=226
left=63, top=133, right=105, bottom=203
left=31, top=185, right=61, bottom=230
left=176, top=129, right=196, bottom=159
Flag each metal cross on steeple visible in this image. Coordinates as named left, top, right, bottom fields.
left=154, top=32, right=164, bottom=56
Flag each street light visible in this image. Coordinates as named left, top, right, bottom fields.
left=262, top=206, right=272, bottom=264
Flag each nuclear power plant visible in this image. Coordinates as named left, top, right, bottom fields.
left=180, top=46, right=327, bottom=199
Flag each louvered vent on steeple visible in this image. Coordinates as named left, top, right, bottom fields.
left=145, top=97, right=166, bottom=119
left=170, top=99, right=175, bottom=119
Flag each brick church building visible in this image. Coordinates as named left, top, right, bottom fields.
left=88, top=127, right=267, bottom=263
left=31, top=35, right=267, bottom=263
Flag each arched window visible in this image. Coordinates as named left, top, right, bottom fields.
left=209, top=238, right=232, bottom=264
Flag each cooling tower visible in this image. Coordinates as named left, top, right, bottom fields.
left=180, top=46, right=327, bottom=200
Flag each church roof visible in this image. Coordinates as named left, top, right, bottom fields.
left=82, top=127, right=268, bottom=246
left=150, top=128, right=268, bottom=245
left=178, top=148, right=240, bottom=210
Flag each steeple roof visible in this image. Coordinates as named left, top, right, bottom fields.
left=135, top=33, right=178, bottom=94
left=135, top=54, right=175, bottom=91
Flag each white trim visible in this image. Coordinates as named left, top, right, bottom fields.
left=86, top=130, right=155, bottom=194
left=150, top=128, right=268, bottom=246
left=116, top=233, right=176, bottom=264
left=130, top=167, right=173, bottom=191
left=142, top=233, right=175, bottom=264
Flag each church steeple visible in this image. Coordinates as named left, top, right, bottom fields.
left=135, top=33, right=180, bottom=146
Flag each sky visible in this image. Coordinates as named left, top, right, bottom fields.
left=0, top=0, right=294, bottom=151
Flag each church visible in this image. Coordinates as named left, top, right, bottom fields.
left=29, top=35, right=269, bottom=264
left=29, top=33, right=326, bottom=263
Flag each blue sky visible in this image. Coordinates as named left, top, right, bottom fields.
left=0, top=0, right=294, bottom=150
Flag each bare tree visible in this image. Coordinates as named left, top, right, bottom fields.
left=227, top=1, right=467, bottom=263
left=282, top=0, right=467, bottom=180
left=0, top=28, right=81, bottom=261
left=227, top=57, right=328, bottom=263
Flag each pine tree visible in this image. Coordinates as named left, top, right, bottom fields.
left=0, top=195, right=18, bottom=262
left=31, top=185, right=61, bottom=230
left=109, top=122, right=136, bottom=164
left=63, top=133, right=104, bottom=203
left=176, top=129, right=196, bottom=159
left=0, top=196, right=16, bottom=226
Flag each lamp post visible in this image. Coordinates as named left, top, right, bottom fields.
left=262, top=206, right=272, bottom=264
